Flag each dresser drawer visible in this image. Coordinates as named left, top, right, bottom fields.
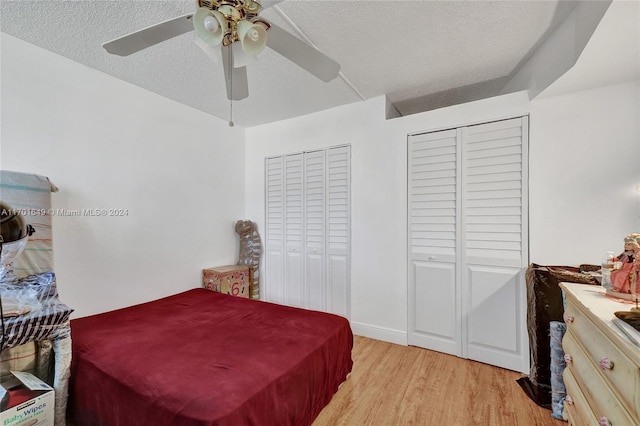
left=563, top=329, right=638, bottom=425
left=564, top=302, right=640, bottom=419
left=563, top=366, right=598, bottom=426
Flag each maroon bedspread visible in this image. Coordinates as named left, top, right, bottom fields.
left=68, top=289, right=353, bottom=425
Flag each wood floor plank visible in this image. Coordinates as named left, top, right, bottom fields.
left=314, top=336, right=565, bottom=425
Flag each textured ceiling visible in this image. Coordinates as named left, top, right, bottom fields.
left=0, top=0, right=629, bottom=127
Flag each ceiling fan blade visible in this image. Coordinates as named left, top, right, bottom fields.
left=103, top=13, right=194, bottom=56
left=221, top=46, right=249, bottom=101
left=265, top=22, right=340, bottom=82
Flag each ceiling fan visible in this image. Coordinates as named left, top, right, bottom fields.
left=103, top=0, right=341, bottom=102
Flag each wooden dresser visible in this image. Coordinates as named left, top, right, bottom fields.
left=560, top=282, right=640, bottom=425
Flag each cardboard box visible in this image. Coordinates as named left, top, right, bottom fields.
left=1, top=371, right=54, bottom=426
left=203, top=265, right=250, bottom=298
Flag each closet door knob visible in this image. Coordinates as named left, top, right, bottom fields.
left=313, top=249, right=317, bottom=253
left=564, top=354, right=572, bottom=364
left=428, top=256, right=436, bottom=260
left=564, top=314, right=574, bottom=323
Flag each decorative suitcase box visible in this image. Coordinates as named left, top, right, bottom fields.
left=202, top=265, right=250, bottom=298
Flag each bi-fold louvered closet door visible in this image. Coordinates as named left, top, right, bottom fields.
left=408, top=117, right=529, bottom=372
left=265, top=145, right=350, bottom=318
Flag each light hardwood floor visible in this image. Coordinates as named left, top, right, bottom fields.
left=314, top=336, right=565, bottom=425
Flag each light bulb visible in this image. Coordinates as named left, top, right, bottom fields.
left=248, top=29, right=259, bottom=42
left=203, top=16, right=219, bottom=33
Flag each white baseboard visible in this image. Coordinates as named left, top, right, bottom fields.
left=350, top=321, right=408, bottom=346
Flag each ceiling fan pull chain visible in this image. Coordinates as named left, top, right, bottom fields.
left=228, top=46, right=234, bottom=127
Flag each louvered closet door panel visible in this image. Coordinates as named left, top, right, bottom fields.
left=463, top=117, right=526, bottom=268
left=265, top=157, right=285, bottom=303
left=266, top=147, right=351, bottom=316
left=408, top=129, right=461, bottom=356
left=462, top=117, right=529, bottom=372
left=327, top=146, right=350, bottom=318
left=304, top=150, right=326, bottom=311
left=284, top=153, right=304, bottom=307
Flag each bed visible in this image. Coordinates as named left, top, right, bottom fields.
left=68, top=288, right=353, bottom=425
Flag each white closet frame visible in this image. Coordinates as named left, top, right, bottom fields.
left=408, top=117, right=529, bottom=373
left=264, top=145, right=351, bottom=318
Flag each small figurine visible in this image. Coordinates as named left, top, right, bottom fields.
left=611, top=233, right=640, bottom=293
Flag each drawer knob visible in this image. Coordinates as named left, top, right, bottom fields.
left=565, top=394, right=574, bottom=406
left=599, top=357, right=614, bottom=370
left=599, top=416, right=612, bottom=426
left=564, top=314, right=574, bottom=323
left=563, top=353, right=572, bottom=364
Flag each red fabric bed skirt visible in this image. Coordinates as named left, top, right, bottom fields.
left=68, top=289, right=353, bottom=425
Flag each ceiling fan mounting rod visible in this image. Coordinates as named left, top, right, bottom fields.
left=198, top=0, right=261, bottom=18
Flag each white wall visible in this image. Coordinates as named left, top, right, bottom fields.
left=245, top=97, right=407, bottom=343
left=1, top=34, right=246, bottom=318
left=245, top=92, right=531, bottom=345
left=529, top=80, right=640, bottom=265
left=246, top=80, right=639, bottom=344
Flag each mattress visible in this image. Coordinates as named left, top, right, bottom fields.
left=68, top=289, right=353, bottom=425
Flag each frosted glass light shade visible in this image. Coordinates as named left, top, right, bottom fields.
left=193, top=7, right=226, bottom=45
left=236, top=20, right=267, bottom=56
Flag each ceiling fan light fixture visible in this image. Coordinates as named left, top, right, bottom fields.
left=193, top=7, right=226, bottom=45
left=103, top=0, right=341, bottom=107
left=236, top=20, right=267, bottom=56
